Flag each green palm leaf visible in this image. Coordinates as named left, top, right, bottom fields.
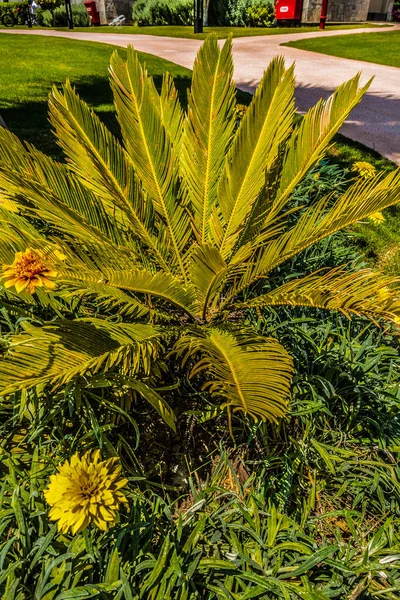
left=181, top=35, right=237, bottom=244
left=0, top=320, right=162, bottom=395
left=0, top=134, right=135, bottom=252
left=159, top=72, right=185, bottom=151
left=49, top=82, right=171, bottom=272
left=232, top=169, right=400, bottom=299
left=188, top=244, right=228, bottom=318
left=272, top=74, right=371, bottom=213
left=110, top=47, right=191, bottom=280
left=238, top=267, right=400, bottom=323
left=174, top=327, right=293, bottom=422
left=218, top=57, right=295, bottom=258
left=58, top=266, right=198, bottom=316
left=0, top=208, right=49, bottom=261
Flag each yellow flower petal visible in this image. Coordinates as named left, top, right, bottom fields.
left=45, top=450, right=128, bottom=535
left=15, top=279, right=29, bottom=293
left=1, top=248, right=58, bottom=295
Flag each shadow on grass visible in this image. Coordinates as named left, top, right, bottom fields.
left=1, top=73, right=192, bottom=159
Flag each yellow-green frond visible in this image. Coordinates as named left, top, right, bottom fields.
left=272, top=74, right=371, bottom=213
left=174, top=328, right=293, bottom=422
left=181, top=35, right=237, bottom=244
left=239, top=267, right=400, bottom=324
left=0, top=320, right=163, bottom=395
left=58, top=265, right=198, bottom=317
left=233, top=168, right=400, bottom=299
left=110, top=47, right=192, bottom=280
left=218, top=57, right=295, bottom=258
left=49, top=82, right=171, bottom=271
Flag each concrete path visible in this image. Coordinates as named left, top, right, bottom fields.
left=1, top=25, right=399, bottom=163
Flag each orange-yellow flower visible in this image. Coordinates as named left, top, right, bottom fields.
left=2, top=248, right=57, bottom=294
left=352, top=161, right=376, bottom=179
left=368, top=211, right=385, bottom=225
left=44, top=450, right=128, bottom=535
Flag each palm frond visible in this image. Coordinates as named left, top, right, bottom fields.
left=159, top=72, right=185, bottom=151
left=174, top=327, right=293, bottom=422
left=187, top=244, right=228, bottom=319
left=181, top=35, right=237, bottom=244
left=272, top=74, right=371, bottom=213
left=0, top=320, right=163, bottom=396
left=49, top=82, right=171, bottom=272
left=233, top=169, right=400, bottom=298
left=0, top=131, right=139, bottom=253
left=110, top=47, right=192, bottom=280
left=238, top=267, right=400, bottom=324
left=59, top=282, right=151, bottom=319
left=58, top=266, right=198, bottom=317
left=218, top=57, right=295, bottom=258
left=0, top=208, right=49, bottom=261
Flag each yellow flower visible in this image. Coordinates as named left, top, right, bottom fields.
left=368, top=211, right=385, bottom=224
left=44, top=450, right=128, bottom=535
left=1, top=248, right=57, bottom=294
left=352, top=161, right=376, bottom=179
left=235, top=104, right=247, bottom=120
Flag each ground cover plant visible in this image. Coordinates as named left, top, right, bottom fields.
left=1, top=34, right=400, bottom=599
left=284, top=30, right=400, bottom=69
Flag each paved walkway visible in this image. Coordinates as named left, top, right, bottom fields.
left=1, top=25, right=399, bottom=163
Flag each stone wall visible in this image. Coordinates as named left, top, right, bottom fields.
left=301, top=0, right=370, bottom=22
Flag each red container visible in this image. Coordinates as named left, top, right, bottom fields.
left=275, top=0, right=303, bottom=21
left=83, top=0, right=100, bottom=25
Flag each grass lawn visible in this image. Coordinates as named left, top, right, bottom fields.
left=0, top=34, right=194, bottom=157
left=284, top=30, right=400, bottom=68
left=0, top=23, right=385, bottom=39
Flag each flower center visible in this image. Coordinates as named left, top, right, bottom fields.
left=15, top=252, right=48, bottom=279
left=80, top=481, right=99, bottom=498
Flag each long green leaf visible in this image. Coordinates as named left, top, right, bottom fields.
left=182, top=35, right=237, bottom=244
left=218, top=57, right=295, bottom=258
left=0, top=320, right=162, bottom=395
left=110, top=47, right=191, bottom=280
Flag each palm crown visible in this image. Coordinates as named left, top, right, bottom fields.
left=0, top=35, right=400, bottom=430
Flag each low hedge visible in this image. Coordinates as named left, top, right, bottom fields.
left=0, top=2, right=29, bottom=26
left=0, top=0, right=88, bottom=27
left=37, top=3, right=91, bottom=27
left=132, top=0, right=193, bottom=26
left=209, top=0, right=276, bottom=27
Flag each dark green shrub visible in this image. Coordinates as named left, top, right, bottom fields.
left=132, top=0, right=193, bottom=26
left=208, top=0, right=275, bottom=27
left=37, top=0, right=63, bottom=9
left=224, top=0, right=249, bottom=26
left=37, top=3, right=90, bottom=27
left=0, top=2, right=28, bottom=26
left=247, top=1, right=276, bottom=27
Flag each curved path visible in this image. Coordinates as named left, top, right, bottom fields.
left=1, top=25, right=399, bottom=163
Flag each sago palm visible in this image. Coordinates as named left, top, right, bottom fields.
left=0, top=35, right=400, bottom=431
